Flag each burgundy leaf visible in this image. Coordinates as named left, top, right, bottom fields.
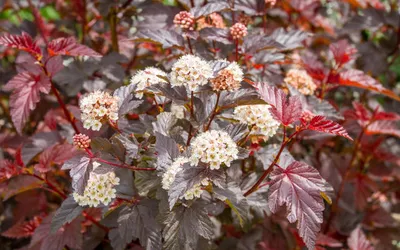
left=373, top=111, right=400, bottom=121
left=339, top=69, right=400, bottom=102
left=47, top=37, right=101, bottom=57
left=306, top=115, right=353, bottom=140
left=0, top=32, right=41, bottom=56
left=30, top=214, right=83, bottom=250
left=34, top=143, right=76, bottom=173
left=347, top=225, right=374, bottom=250
left=0, top=159, right=21, bottom=181
left=3, top=72, right=51, bottom=134
left=254, top=83, right=303, bottom=126
left=268, top=160, right=327, bottom=250
left=2, top=216, right=42, bottom=239
left=316, top=233, right=343, bottom=248
left=366, top=120, right=400, bottom=138
left=329, top=39, right=357, bottom=67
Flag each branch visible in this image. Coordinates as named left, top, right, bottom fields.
left=244, top=127, right=302, bottom=196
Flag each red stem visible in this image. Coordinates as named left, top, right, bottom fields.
left=244, top=128, right=301, bottom=197
left=50, top=83, right=80, bottom=134
left=94, top=157, right=156, bottom=171
left=186, top=36, right=193, bottom=55
left=235, top=39, right=239, bottom=62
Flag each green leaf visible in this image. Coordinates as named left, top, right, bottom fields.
left=40, top=5, right=61, bottom=20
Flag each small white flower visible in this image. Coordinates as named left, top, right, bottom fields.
left=189, top=130, right=239, bottom=170
left=73, top=168, right=120, bottom=207
left=162, top=157, right=189, bottom=190
left=170, top=55, right=212, bottom=91
left=233, top=104, right=280, bottom=140
left=130, top=67, right=168, bottom=98
left=79, top=91, right=119, bottom=131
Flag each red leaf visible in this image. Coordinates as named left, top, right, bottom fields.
left=47, top=37, right=101, bottom=57
left=34, top=143, right=76, bottom=173
left=254, top=83, right=303, bottom=126
left=366, top=120, right=400, bottom=138
left=347, top=225, right=374, bottom=250
left=373, top=111, right=400, bottom=121
left=268, top=160, right=327, bottom=250
left=0, top=159, right=20, bottom=181
left=3, top=72, right=51, bottom=134
left=30, top=214, right=83, bottom=250
left=316, top=234, right=343, bottom=248
left=301, top=53, right=327, bottom=81
left=329, top=39, right=357, bottom=67
left=1, top=216, right=42, bottom=239
left=339, top=69, right=400, bottom=102
left=0, top=32, right=41, bottom=56
left=306, top=115, right=353, bottom=140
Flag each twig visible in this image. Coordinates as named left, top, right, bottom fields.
left=94, top=157, right=156, bottom=171
left=244, top=128, right=302, bottom=197
left=186, top=36, right=193, bottom=54
left=109, top=7, right=119, bottom=53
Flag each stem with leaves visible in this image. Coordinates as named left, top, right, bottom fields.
left=244, top=127, right=302, bottom=197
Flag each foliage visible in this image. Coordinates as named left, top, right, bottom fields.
left=0, top=0, right=399, bottom=250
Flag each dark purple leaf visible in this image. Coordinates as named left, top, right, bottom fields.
left=190, top=2, right=230, bottom=18
left=199, top=28, right=232, bottom=44
left=51, top=196, right=84, bottom=233
left=268, top=160, right=327, bottom=250
left=132, top=30, right=185, bottom=49
left=62, top=155, right=92, bottom=194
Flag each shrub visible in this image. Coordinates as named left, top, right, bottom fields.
left=0, top=0, right=399, bottom=249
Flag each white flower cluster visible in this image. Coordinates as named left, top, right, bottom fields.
left=80, top=91, right=119, bottom=131
left=189, top=130, right=239, bottom=170
left=130, top=67, right=168, bottom=99
left=170, top=55, right=212, bottom=91
left=234, top=105, right=280, bottom=139
left=284, top=68, right=317, bottom=95
left=210, top=60, right=244, bottom=92
left=161, top=157, right=209, bottom=200
left=73, top=171, right=120, bottom=207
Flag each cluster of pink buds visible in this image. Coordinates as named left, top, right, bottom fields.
left=230, top=22, right=248, bottom=40
left=173, top=11, right=195, bottom=31
left=73, top=133, right=91, bottom=149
